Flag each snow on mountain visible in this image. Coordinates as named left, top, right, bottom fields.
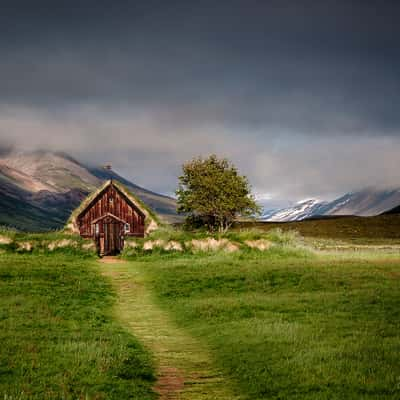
left=261, top=199, right=328, bottom=222
left=260, top=188, right=400, bottom=222
left=324, top=188, right=400, bottom=216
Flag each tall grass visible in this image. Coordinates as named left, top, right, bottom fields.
left=122, top=227, right=305, bottom=258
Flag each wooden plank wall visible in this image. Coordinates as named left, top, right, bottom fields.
left=77, top=185, right=145, bottom=237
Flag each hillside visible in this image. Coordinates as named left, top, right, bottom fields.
left=0, top=150, right=178, bottom=231
left=261, top=199, right=330, bottom=222
left=384, top=204, right=400, bottom=214
left=239, top=214, right=400, bottom=241
left=88, top=165, right=177, bottom=218
left=261, top=188, right=400, bottom=221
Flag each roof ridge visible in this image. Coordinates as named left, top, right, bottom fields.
left=64, top=179, right=160, bottom=235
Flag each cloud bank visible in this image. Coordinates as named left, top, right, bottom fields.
left=0, top=0, right=399, bottom=200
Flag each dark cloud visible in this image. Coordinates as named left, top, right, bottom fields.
left=0, top=1, right=399, bottom=198
left=1, top=1, right=399, bottom=134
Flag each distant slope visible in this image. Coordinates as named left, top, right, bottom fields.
left=89, top=166, right=178, bottom=219
left=240, top=214, right=400, bottom=241
left=261, top=199, right=329, bottom=222
left=261, top=188, right=400, bottom=222
left=0, top=150, right=178, bottom=231
left=326, top=188, right=400, bottom=216
left=0, top=173, right=72, bottom=231
left=383, top=204, right=400, bottom=214
left=0, top=150, right=99, bottom=192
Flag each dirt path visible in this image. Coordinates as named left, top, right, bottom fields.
left=99, top=258, right=240, bottom=400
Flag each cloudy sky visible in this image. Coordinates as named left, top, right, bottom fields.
left=0, top=0, right=399, bottom=201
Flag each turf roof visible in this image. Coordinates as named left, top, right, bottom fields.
left=65, top=180, right=161, bottom=234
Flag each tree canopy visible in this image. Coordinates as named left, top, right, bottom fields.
left=176, top=155, right=260, bottom=232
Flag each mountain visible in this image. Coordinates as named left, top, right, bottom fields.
left=383, top=204, right=400, bottom=214
left=0, top=150, right=99, bottom=192
left=324, top=188, right=400, bottom=216
left=0, top=173, right=78, bottom=231
left=261, top=199, right=329, bottom=222
left=0, top=150, right=178, bottom=231
left=88, top=165, right=177, bottom=218
left=2, top=149, right=398, bottom=229
left=261, top=188, right=400, bottom=222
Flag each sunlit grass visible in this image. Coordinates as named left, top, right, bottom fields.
left=139, top=246, right=400, bottom=399
left=2, top=227, right=400, bottom=399
left=100, top=261, right=240, bottom=399
left=0, top=252, right=156, bottom=399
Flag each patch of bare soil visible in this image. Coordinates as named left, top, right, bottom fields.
left=98, top=256, right=127, bottom=264
left=155, top=367, right=185, bottom=400
left=387, top=271, right=400, bottom=280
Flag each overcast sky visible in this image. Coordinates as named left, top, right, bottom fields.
left=0, top=0, right=399, bottom=200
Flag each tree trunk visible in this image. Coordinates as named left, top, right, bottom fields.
left=219, top=219, right=224, bottom=234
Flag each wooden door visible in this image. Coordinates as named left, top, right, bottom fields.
left=103, top=221, right=123, bottom=255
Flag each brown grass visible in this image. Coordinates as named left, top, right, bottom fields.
left=236, top=214, right=400, bottom=243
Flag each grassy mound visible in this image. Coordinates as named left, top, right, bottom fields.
left=122, top=227, right=303, bottom=257
left=0, top=229, right=97, bottom=255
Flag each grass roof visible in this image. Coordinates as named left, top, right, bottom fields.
left=65, top=180, right=162, bottom=234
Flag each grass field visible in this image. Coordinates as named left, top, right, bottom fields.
left=0, top=251, right=156, bottom=399
left=1, top=223, right=400, bottom=399
left=100, top=259, right=240, bottom=400
left=236, top=214, right=400, bottom=243
left=132, top=245, right=400, bottom=399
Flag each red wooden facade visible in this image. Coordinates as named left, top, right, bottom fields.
left=77, top=182, right=145, bottom=255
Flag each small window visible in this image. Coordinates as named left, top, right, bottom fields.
left=124, top=223, right=130, bottom=233
left=94, top=223, right=100, bottom=235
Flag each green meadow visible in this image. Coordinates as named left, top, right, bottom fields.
left=238, top=214, right=400, bottom=243
left=1, top=227, right=400, bottom=399
left=127, top=244, right=400, bottom=399
left=0, top=250, right=156, bottom=399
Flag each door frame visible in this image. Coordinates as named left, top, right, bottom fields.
left=92, top=213, right=127, bottom=256
left=103, top=220, right=124, bottom=256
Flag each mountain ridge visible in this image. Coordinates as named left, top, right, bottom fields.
left=0, top=150, right=179, bottom=231
left=384, top=204, right=400, bottom=214
left=1, top=150, right=399, bottom=229
left=261, top=188, right=400, bottom=222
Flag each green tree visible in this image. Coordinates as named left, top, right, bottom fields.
left=176, top=154, right=260, bottom=232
